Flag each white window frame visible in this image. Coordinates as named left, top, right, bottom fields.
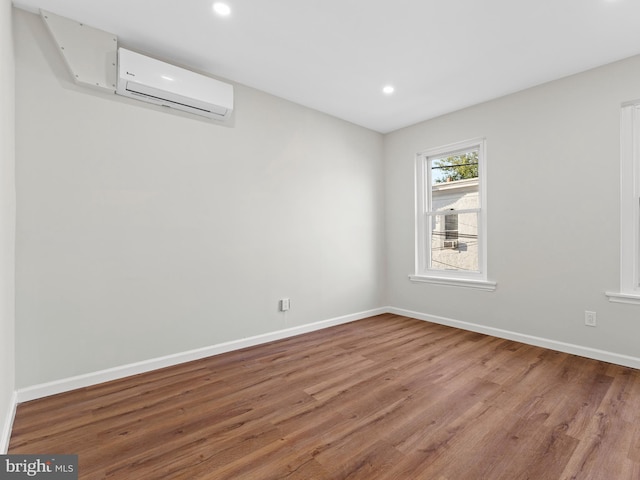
left=607, top=103, right=640, bottom=305
left=410, top=137, right=496, bottom=291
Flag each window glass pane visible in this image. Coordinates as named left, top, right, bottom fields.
left=445, top=213, right=458, bottom=240
left=430, top=150, right=479, bottom=185
left=430, top=212, right=479, bottom=272
left=430, top=150, right=479, bottom=212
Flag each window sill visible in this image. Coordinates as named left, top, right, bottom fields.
left=409, top=275, right=497, bottom=291
left=605, top=292, right=640, bottom=305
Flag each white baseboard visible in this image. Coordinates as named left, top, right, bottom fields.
left=0, top=391, right=17, bottom=454
left=13, top=305, right=640, bottom=405
left=15, top=307, right=388, bottom=403
left=388, top=307, right=640, bottom=370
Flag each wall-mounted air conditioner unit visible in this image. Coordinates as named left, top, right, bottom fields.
left=116, top=48, right=233, bottom=120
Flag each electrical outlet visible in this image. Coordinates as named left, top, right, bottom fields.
left=280, top=298, right=290, bottom=312
left=585, top=311, right=597, bottom=327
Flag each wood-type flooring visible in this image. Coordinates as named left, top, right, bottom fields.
left=9, top=314, right=640, bottom=479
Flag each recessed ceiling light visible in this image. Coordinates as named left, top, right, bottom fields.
left=213, top=2, right=231, bottom=16
left=382, top=85, right=395, bottom=95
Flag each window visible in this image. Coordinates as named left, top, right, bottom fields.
left=606, top=104, right=640, bottom=305
left=444, top=210, right=459, bottom=248
left=411, top=138, right=495, bottom=290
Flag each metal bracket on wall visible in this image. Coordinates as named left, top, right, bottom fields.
left=41, top=9, right=118, bottom=93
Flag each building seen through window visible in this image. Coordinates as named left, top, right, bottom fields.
left=429, top=150, right=479, bottom=272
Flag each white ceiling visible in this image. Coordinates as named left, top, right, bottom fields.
left=13, top=0, right=640, bottom=133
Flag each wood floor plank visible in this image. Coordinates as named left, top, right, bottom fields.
left=9, top=314, right=640, bottom=479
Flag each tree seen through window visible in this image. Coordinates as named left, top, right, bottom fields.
left=432, top=151, right=478, bottom=184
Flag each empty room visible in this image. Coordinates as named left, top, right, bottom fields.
left=2, top=0, right=640, bottom=478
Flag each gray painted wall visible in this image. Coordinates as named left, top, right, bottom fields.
left=10, top=5, right=640, bottom=397
left=14, top=9, right=385, bottom=388
left=385, top=54, right=640, bottom=358
left=0, top=0, right=16, bottom=453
